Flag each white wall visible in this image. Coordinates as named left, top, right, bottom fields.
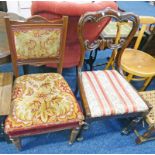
left=7, top=1, right=32, bottom=18
left=6, top=0, right=105, bottom=18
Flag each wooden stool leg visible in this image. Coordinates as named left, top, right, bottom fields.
left=105, top=51, right=116, bottom=70
left=121, top=116, right=143, bottom=135
left=135, top=126, right=155, bottom=144
left=140, top=77, right=153, bottom=91
left=126, top=74, right=133, bottom=82
left=11, top=137, right=22, bottom=150
left=69, top=126, right=81, bottom=145
left=76, top=122, right=89, bottom=142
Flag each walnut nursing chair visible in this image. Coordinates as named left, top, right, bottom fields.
left=105, top=16, right=155, bottom=91
left=77, top=8, right=151, bottom=138
left=4, top=15, right=84, bottom=150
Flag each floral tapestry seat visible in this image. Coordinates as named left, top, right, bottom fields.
left=5, top=73, right=84, bottom=137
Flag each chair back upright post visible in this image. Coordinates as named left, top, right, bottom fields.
left=5, top=15, right=68, bottom=77
left=134, top=16, right=155, bottom=50
left=77, top=8, right=139, bottom=74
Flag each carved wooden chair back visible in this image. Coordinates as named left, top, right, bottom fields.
left=5, top=15, right=68, bottom=77
left=77, top=8, right=139, bottom=73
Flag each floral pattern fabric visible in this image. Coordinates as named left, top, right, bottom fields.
left=5, top=73, right=84, bottom=133
left=14, top=29, right=61, bottom=59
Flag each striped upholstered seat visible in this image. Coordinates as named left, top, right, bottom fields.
left=81, top=70, right=148, bottom=118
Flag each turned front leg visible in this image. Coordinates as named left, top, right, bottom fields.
left=69, top=126, right=81, bottom=144
left=121, top=116, right=143, bottom=135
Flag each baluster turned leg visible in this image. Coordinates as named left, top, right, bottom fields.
left=69, top=126, right=81, bottom=144
left=140, top=77, right=153, bottom=91
left=121, top=116, right=143, bottom=135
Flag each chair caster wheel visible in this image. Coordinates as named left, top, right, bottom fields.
left=77, top=136, right=83, bottom=142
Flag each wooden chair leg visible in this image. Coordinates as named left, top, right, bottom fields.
left=121, top=116, right=143, bottom=135
left=69, top=126, right=81, bottom=145
left=74, top=66, right=78, bottom=96
left=77, top=122, right=89, bottom=142
left=105, top=51, right=115, bottom=70
left=11, top=137, right=22, bottom=150
left=126, top=74, right=133, bottom=82
left=135, top=126, right=155, bottom=144
left=140, top=77, right=153, bottom=91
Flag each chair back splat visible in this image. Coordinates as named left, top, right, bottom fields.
left=77, top=8, right=139, bottom=74
left=5, top=15, right=68, bottom=77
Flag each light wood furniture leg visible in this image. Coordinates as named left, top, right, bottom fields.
left=105, top=51, right=115, bottom=70
left=140, top=77, right=153, bottom=91
left=126, top=74, right=133, bottom=82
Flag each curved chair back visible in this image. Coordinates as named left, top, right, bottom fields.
left=78, top=8, right=139, bottom=73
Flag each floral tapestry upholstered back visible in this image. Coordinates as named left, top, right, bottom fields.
left=13, top=28, right=61, bottom=60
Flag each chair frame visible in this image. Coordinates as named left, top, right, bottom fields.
left=5, top=15, right=83, bottom=150
left=77, top=8, right=152, bottom=136
left=105, top=16, right=155, bottom=91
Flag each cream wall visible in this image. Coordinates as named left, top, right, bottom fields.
left=7, top=1, right=32, bottom=18
left=6, top=0, right=104, bottom=18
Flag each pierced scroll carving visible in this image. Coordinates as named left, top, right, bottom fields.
left=84, top=38, right=126, bottom=51
left=78, top=8, right=139, bottom=51
left=78, top=8, right=139, bottom=69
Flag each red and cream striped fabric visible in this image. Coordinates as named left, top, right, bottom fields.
left=81, top=70, right=148, bottom=118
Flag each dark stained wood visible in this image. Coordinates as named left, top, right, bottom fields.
left=5, top=15, right=68, bottom=77
left=77, top=8, right=151, bottom=139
